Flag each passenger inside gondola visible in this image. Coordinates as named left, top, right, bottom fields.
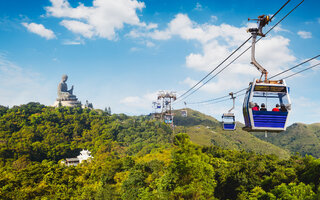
left=280, top=104, right=287, bottom=112
left=272, top=104, right=280, bottom=111
left=260, top=103, right=267, bottom=111
left=252, top=103, right=259, bottom=111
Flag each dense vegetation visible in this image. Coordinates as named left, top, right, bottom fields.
left=173, top=108, right=220, bottom=128
left=174, top=109, right=290, bottom=159
left=0, top=103, right=320, bottom=199
left=253, top=123, right=320, bottom=158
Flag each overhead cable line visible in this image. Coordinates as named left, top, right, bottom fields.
left=187, top=87, right=247, bottom=105
left=269, top=54, right=320, bottom=79
left=188, top=53, right=318, bottom=105
left=281, top=62, right=320, bottom=79
left=268, top=0, right=291, bottom=21
left=186, top=55, right=319, bottom=105
left=176, top=36, right=252, bottom=100
left=193, top=61, right=320, bottom=106
left=176, top=0, right=299, bottom=102
left=187, top=94, right=230, bottom=105
left=190, top=92, right=246, bottom=107
left=207, top=92, right=246, bottom=105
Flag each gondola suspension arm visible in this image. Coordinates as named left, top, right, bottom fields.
left=228, top=92, right=235, bottom=113
left=248, top=15, right=271, bottom=83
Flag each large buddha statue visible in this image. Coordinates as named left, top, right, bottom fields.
left=57, top=74, right=77, bottom=100
left=54, top=74, right=80, bottom=107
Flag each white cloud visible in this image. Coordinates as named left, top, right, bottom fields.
left=194, top=2, right=203, bottom=11
left=0, top=54, right=54, bottom=106
left=305, top=59, right=320, bottom=71
left=22, top=22, right=56, bottom=39
left=149, top=29, right=172, bottom=40
left=120, top=92, right=158, bottom=114
left=130, top=14, right=296, bottom=96
left=62, top=37, right=85, bottom=45
left=146, top=23, right=158, bottom=30
left=297, top=31, right=312, bottom=39
left=289, top=96, right=320, bottom=124
left=183, top=35, right=295, bottom=94
left=210, top=15, right=218, bottom=23
left=147, top=14, right=295, bottom=74
left=46, top=0, right=147, bottom=40
left=146, top=41, right=155, bottom=47
left=185, top=40, right=231, bottom=72
left=182, top=74, right=247, bottom=94
left=130, top=47, right=140, bottom=52
left=121, top=96, right=141, bottom=104
left=145, top=14, right=249, bottom=44
left=60, top=20, right=94, bottom=38
left=273, top=24, right=289, bottom=33
left=309, top=59, right=320, bottom=66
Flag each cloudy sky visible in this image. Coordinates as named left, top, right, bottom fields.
left=0, top=0, right=319, bottom=124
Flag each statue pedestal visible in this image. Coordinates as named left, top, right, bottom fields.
left=53, top=99, right=81, bottom=107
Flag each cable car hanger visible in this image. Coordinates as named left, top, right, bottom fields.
left=222, top=92, right=236, bottom=131
left=247, top=15, right=271, bottom=83
left=227, top=92, right=235, bottom=113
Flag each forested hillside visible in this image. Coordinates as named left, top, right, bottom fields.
left=174, top=109, right=290, bottom=159
left=173, top=108, right=220, bottom=127
left=0, top=103, right=320, bottom=199
left=253, top=123, right=320, bottom=158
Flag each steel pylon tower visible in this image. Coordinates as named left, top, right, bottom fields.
left=157, top=91, right=176, bottom=126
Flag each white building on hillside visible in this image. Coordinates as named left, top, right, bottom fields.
left=63, top=149, right=93, bottom=166
left=77, top=149, right=93, bottom=163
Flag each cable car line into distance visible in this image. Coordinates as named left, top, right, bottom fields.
left=188, top=93, right=246, bottom=107
left=187, top=88, right=247, bottom=105
left=175, top=0, right=304, bottom=103
left=281, top=62, right=320, bottom=80
left=176, top=35, right=252, bottom=100
left=187, top=54, right=320, bottom=105
left=186, top=94, right=230, bottom=105
left=185, top=57, right=320, bottom=106
left=269, top=54, right=320, bottom=79
left=186, top=56, right=319, bottom=105
left=175, top=0, right=292, bottom=101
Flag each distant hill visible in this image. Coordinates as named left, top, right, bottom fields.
left=173, top=108, right=220, bottom=127
left=252, top=123, right=320, bottom=158
left=173, top=108, right=290, bottom=159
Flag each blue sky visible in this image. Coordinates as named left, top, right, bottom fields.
left=0, top=0, right=319, bottom=124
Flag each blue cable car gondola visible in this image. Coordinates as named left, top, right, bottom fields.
left=222, top=92, right=236, bottom=130
left=222, top=113, right=236, bottom=130
left=242, top=79, right=291, bottom=132
left=242, top=15, right=291, bottom=132
left=181, top=102, right=188, bottom=117
left=164, top=114, right=173, bottom=124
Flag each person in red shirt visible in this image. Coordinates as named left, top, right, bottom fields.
left=272, top=104, right=280, bottom=112
left=252, top=103, right=259, bottom=111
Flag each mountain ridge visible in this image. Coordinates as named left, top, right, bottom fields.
left=173, top=108, right=320, bottom=158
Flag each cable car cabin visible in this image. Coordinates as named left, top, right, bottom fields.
left=181, top=110, right=187, bottom=117
left=164, top=114, right=173, bottom=124
left=222, top=113, right=236, bottom=130
left=243, top=79, right=291, bottom=132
